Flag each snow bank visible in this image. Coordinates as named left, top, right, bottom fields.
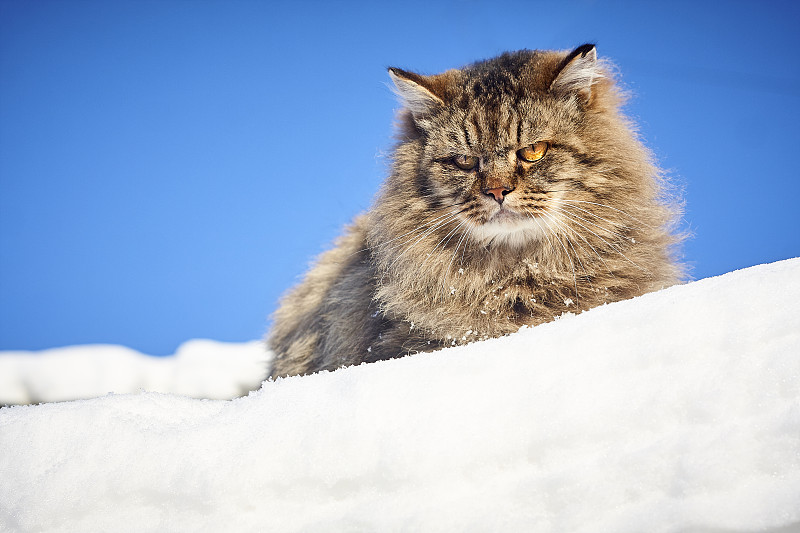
left=0, top=339, right=268, bottom=404
left=1, top=259, right=799, bottom=532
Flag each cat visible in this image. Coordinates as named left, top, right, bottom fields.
left=267, top=44, right=683, bottom=378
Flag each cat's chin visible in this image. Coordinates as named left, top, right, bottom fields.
left=468, top=208, right=548, bottom=247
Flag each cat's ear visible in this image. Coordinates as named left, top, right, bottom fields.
left=550, top=44, right=601, bottom=102
left=388, top=68, right=445, bottom=117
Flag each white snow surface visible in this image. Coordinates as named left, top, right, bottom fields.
left=0, top=339, right=268, bottom=405
left=1, top=258, right=800, bottom=533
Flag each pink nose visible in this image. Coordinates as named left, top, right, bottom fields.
left=483, top=187, right=513, bottom=204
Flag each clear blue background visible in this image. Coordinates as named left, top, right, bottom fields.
left=2, top=0, right=798, bottom=355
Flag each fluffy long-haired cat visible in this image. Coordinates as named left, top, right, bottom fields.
left=267, top=44, right=682, bottom=378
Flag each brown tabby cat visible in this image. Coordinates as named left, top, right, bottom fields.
left=267, top=44, right=682, bottom=378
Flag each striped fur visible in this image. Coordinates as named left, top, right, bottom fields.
left=267, top=45, right=683, bottom=378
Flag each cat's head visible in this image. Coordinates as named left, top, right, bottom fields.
left=387, top=44, right=644, bottom=249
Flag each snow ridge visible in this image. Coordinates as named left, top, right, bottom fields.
left=1, top=259, right=799, bottom=532
left=0, top=339, right=268, bottom=405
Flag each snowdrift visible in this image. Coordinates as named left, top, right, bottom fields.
left=0, top=339, right=268, bottom=405
left=1, top=259, right=799, bottom=532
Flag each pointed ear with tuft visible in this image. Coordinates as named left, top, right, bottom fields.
left=550, top=44, right=601, bottom=103
left=388, top=67, right=445, bottom=118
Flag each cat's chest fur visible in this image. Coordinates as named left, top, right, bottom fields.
left=369, top=223, right=607, bottom=347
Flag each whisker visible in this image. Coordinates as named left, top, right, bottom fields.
left=532, top=210, right=578, bottom=300
left=439, top=219, right=472, bottom=301
left=458, top=221, right=473, bottom=268
left=355, top=203, right=470, bottom=258
left=422, top=215, right=468, bottom=268
left=548, top=198, right=633, bottom=231
left=557, top=199, right=651, bottom=228
left=557, top=210, right=648, bottom=272
left=554, top=205, right=630, bottom=241
left=543, top=211, right=618, bottom=280
left=539, top=211, right=590, bottom=274
left=377, top=214, right=460, bottom=261
left=387, top=212, right=463, bottom=271
left=525, top=210, right=557, bottom=259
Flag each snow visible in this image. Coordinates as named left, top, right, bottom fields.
left=0, top=340, right=268, bottom=405
left=1, top=258, right=800, bottom=532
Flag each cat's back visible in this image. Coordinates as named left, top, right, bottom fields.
left=268, top=215, right=378, bottom=378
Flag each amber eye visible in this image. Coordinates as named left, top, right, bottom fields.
left=451, top=155, right=479, bottom=171
left=517, top=141, right=549, bottom=163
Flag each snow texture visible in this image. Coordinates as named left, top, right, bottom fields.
left=1, top=259, right=799, bottom=533
left=0, top=340, right=268, bottom=405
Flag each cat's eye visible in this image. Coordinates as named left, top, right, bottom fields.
left=451, top=155, right=479, bottom=171
left=517, top=142, right=549, bottom=163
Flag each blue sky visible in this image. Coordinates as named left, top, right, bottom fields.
left=1, top=0, right=798, bottom=355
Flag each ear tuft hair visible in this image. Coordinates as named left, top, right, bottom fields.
left=550, top=44, right=602, bottom=101
left=388, top=68, right=444, bottom=117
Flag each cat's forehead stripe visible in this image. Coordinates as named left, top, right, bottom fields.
left=456, top=50, right=555, bottom=99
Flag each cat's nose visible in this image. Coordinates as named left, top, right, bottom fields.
left=483, top=186, right=514, bottom=204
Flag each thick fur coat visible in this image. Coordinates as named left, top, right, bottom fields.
left=267, top=45, right=682, bottom=378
